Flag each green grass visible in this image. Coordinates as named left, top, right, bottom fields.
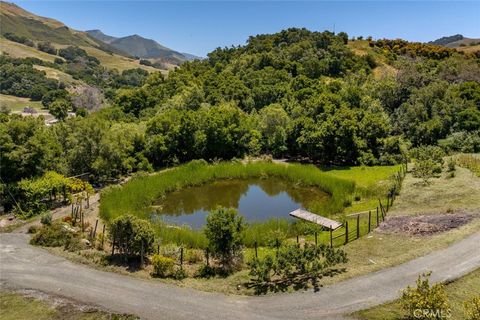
left=456, top=154, right=480, bottom=177
left=352, top=268, right=480, bottom=320
left=100, top=160, right=403, bottom=248
left=0, top=291, right=138, bottom=320
left=0, top=93, right=44, bottom=112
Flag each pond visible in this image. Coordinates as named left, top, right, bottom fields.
left=151, top=177, right=329, bottom=229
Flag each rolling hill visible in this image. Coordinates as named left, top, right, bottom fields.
left=429, top=34, right=480, bottom=48
left=86, top=29, right=201, bottom=64
left=0, top=1, right=167, bottom=72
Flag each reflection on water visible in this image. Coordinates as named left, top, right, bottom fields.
left=151, top=178, right=329, bottom=229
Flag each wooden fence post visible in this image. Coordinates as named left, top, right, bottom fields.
left=386, top=196, right=390, bottom=212
left=180, top=247, right=184, bottom=270
left=330, top=225, right=333, bottom=248
left=345, top=221, right=349, bottom=244
left=101, top=224, right=105, bottom=247
left=111, top=240, right=115, bottom=256
left=206, top=248, right=210, bottom=267
left=254, top=241, right=258, bottom=259
left=368, top=210, right=371, bottom=233
left=93, top=219, right=98, bottom=239
left=157, top=244, right=160, bottom=255
left=140, top=242, right=144, bottom=269
left=296, top=235, right=299, bottom=244
left=376, top=207, right=379, bottom=226
left=356, top=215, right=360, bottom=239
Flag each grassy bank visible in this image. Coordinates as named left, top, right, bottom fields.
left=100, top=160, right=356, bottom=246
left=0, top=290, right=138, bottom=320
left=100, top=160, right=403, bottom=248
left=352, top=268, right=480, bottom=320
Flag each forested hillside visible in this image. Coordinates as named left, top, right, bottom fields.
left=1, top=28, right=480, bottom=212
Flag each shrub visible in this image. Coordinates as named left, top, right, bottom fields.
left=400, top=272, right=450, bottom=320
left=464, top=296, right=480, bottom=320
left=410, top=146, right=445, bottom=184
left=196, top=264, right=216, bottom=278
left=31, top=223, right=74, bottom=247
left=151, top=254, right=175, bottom=277
left=205, top=207, right=246, bottom=271
left=185, top=249, right=203, bottom=264
left=248, top=243, right=348, bottom=286
left=173, top=268, right=188, bottom=280
left=40, top=212, right=52, bottom=226
left=446, top=158, right=456, bottom=172
left=27, top=225, right=38, bottom=234
left=109, top=215, right=155, bottom=257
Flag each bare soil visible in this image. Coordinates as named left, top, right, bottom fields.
left=378, top=209, right=479, bottom=236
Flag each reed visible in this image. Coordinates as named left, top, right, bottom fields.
left=99, top=160, right=356, bottom=248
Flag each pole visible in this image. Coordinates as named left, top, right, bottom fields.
left=376, top=207, right=379, bottom=226
left=206, top=248, right=210, bottom=267
left=254, top=241, right=258, bottom=259
left=140, top=242, right=144, bottom=269
left=345, top=221, right=349, bottom=244
left=368, top=210, right=371, bottom=233
left=93, top=219, right=98, bottom=239
left=330, top=225, right=333, bottom=248
left=356, top=214, right=360, bottom=239
left=180, top=247, right=184, bottom=270
left=101, top=224, right=105, bottom=247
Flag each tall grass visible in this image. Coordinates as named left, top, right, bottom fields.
left=100, top=160, right=355, bottom=222
left=100, top=160, right=355, bottom=248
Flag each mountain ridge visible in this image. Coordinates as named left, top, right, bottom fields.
left=86, top=29, right=201, bottom=64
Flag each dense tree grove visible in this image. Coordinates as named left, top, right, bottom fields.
left=1, top=28, right=480, bottom=213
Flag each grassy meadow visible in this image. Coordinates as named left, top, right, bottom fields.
left=0, top=93, right=44, bottom=112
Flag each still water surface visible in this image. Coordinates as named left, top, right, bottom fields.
left=152, top=178, right=329, bottom=229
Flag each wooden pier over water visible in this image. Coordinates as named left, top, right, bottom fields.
left=289, top=208, right=342, bottom=230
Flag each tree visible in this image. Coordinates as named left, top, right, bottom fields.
left=410, top=146, right=445, bottom=184
left=204, top=207, right=246, bottom=271
left=259, top=104, right=290, bottom=157
left=109, top=215, right=155, bottom=257
left=401, top=272, right=450, bottom=320
left=37, top=42, right=57, bottom=55
left=71, top=86, right=104, bottom=112
left=48, top=99, right=70, bottom=121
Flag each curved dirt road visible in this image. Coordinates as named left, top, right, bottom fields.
left=1, top=232, right=479, bottom=319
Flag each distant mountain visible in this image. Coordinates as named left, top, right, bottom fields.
left=0, top=1, right=130, bottom=57
left=429, top=34, right=480, bottom=48
left=86, top=30, right=201, bottom=65
left=85, top=29, right=117, bottom=44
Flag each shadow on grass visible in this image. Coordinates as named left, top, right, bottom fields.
left=106, top=254, right=144, bottom=272
left=245, top=267, right=347, bottom=295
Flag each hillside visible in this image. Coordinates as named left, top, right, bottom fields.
left=429, top=34, right=480, bottom=48
left=0, top=1, right=166, bottom=72
left=86, top=29, right=200, bottom=64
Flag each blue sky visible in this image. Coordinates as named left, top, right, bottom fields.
left=12, top=1, right=480, bottom=57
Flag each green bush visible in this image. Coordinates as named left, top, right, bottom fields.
left=30, top=223, right=74, bottom=247
left=464, top=296, right=480, bottom=320
left=400, top=272, right=450, bottom=320
left=27, top=225, right=38, bottom=234
left=40, top=212, right=52, bottom=226
left=109, top=215, right=155, bottom=257
left=205, top=207, right=246, bottom=271
left=151, top=254, right=175, bottom=277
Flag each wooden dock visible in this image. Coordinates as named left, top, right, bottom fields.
left=289, top=208, right=342, bottom=230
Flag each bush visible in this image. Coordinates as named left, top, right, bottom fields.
left=151, top=254, right=175, bottom=277
left=37, top=42, right=57, bottom=55
left=400, top=272, right=450, bottom=320
left=248, top=243, right=348, bottom=286
left=185, top=249, right=203, bottom=264
left=109, top=215, right=155, bottom=257
left=30, top=223, right=74, bottom=247
left=27, top=225, right=38, bottom=234
left=40, top=212, right=52, bottom=226
left=464, top=296, right=480, bottom=320
left=410, top=146, right=445, bottom=184
left=205, top=207, right=246, bottom=271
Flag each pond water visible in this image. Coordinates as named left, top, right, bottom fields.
left=151, top=178, right=329, bottom=229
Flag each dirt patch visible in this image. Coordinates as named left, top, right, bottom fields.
left=378, top=209, right=479, bottom=236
